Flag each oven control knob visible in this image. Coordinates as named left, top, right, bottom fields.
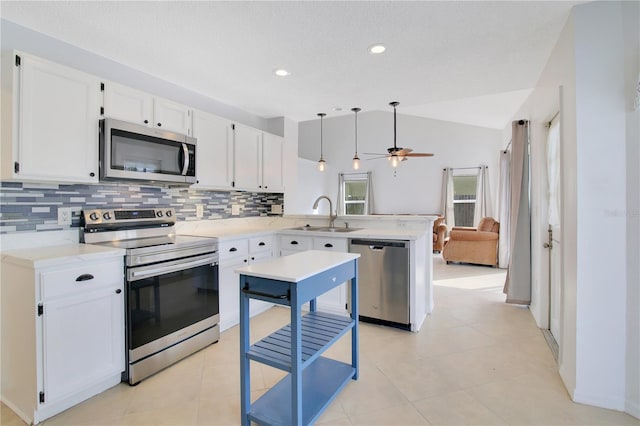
left=165, top=210, right=173, bottom=217
left=89, top=212, right=99, bottom=221
left=156, top=211, right=163, bottom=218
left=103, top=212, right=112, bottom=220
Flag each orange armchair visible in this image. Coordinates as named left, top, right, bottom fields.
left=433, top=216, right=448, bottom=253
left=442, top=217, right=500, bottom=267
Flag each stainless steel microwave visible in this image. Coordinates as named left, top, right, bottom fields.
left=99, top=118, right=197, bottom=184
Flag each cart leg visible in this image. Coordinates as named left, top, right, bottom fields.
left=239, top=275, right=251, bottom=426
left=351, top=261, right=359, bottom=380
left=290, top=288, right=303, bottom=425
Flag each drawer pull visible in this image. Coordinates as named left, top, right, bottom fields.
left=115, top=289, right=122, bottom=294
left=324, top=243, right=333, bottom=248
left=291, top=241, right=298, bottom=245
left=229, top=247, right=237, bottom=252
left=75, top=274, right=94, bottom=282
left=258, top=242, right=266, bottom=246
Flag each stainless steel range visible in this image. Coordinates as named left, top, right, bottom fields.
left=81, top=208, right=219, bottom=385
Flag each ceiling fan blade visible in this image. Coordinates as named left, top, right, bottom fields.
left=403, top=152, right=433, bottom=157
left=363, top=152, right=388, bottom=156
left=403, top=152, right=434, bottom=157
left=365, top=155, right=390, bottom=160
left=396, top=148, right=413, bottom=155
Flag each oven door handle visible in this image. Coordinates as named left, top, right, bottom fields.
left=129, top=256, right=217, bottom=281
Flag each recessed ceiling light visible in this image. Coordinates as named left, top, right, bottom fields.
left=274, top=69, right=290, bottom=77
left=368, top=44, right=386, bottom=54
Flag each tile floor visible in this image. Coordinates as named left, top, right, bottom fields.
left=2, top=255, right=638, bottom=425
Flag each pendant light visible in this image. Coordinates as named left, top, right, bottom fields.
left=351, top=107, right=361, bottom=170
left=317, top=113, right=326, bottom=172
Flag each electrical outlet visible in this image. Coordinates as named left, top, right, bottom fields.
left=271, top=204, right=282, bottom=214
left=231, top=204, right=241, bottom=216
left=196, top=204, right=204, bottom=218
left=57, top=207, right=72, bottom=226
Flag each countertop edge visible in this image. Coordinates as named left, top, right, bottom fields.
left=1, top=244, right=125, bottom=269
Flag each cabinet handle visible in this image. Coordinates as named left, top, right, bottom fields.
left=229, top=247, right=237, bottom=252
left=157, top=122, right=162, bottom=127
left=89, top=172, right=95, bottom=177
left=75, top=274, right=94, bottom=282
left=251, top=257, right=255, bottom=261
left=291, top=241, right=298, bottom=245
left=115, top=289, right=122, bottom=294
left=244, top=259, right=248, bottom=263
left=143, top=119, right=149, bottom=124
left=324, top=243, right=333, bottom=248
left=258, top=242, right=266, bottom=246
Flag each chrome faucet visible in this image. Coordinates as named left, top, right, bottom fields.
left=312, top=195, right=337, bottom=228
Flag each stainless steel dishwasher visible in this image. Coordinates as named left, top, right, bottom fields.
left=349, top=239, right=410, bottom=330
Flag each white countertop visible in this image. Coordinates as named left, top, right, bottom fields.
left=1, top=244, right=125, bottom=268
left=235, top=250, right=360, bottom=282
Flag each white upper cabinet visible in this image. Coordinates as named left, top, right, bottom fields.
left=102, top=81, right=152, bottom=126
left=192, top=109, right=234, bottom=188
left=153, top=97, right=192, bottom=135
left=103, top=81, right=192, bottom=135
left=262, top=132, right=284, bottom=192
left=233, top=124, right=263, bottom=190
left=3, top=52, right=101, bottom=183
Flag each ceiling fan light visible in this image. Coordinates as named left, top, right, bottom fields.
left=390, top=154, right=400, bottom=168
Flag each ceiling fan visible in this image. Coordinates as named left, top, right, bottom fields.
left=365, top=101, right=434, bottom=167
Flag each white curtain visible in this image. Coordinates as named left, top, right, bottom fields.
left=473, top=165, right=491, bottom=226
left=497, top=151, right=511, bottom=268
left=503, top=120, right=531, bottom=305
left=441, top=168, right=455, bottom=229
left=547, top=120, right=561, bottom=227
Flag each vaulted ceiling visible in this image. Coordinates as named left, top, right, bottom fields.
left=1, top=1, right=582, bottom=128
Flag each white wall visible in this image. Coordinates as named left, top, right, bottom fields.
left=285, top=158, right=335, bottom=215
left=298, top=111, right=503, bottom=215
left=506, top=1, right=639, bottom=416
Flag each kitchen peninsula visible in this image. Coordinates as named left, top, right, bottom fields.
left=178, top=214, right=435, bottom=332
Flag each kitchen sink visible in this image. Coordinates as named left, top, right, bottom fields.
left=288, top=226, right=360, bottom=233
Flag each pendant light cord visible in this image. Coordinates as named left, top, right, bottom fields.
left=354, top=110, right=358, bottom=155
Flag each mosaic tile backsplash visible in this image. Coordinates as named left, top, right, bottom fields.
left=0, top=181, right=284, bottom=234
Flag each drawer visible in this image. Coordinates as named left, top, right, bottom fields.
left=41, top=258, right=123, bottom=300
left=249, top=235, right=275, bottom=254
left=219, top=239, right=249, bottom=260
left=279, top=235, right=312, bottom=251
left=313, top=237, right=348, bottom=252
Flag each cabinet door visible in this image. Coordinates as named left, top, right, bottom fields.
left=103, top=81, right=153, bottom=126
left=233, top=125, right=262, bottom=190
left=313, top=237, right=349, bottom=314
left=192, top=110, right=233, bottom=189
left=153, top=97, right=191, bottom=135
left=219, top=257, right=247, bottom=332
left=41, top=286, right=124, bottom=403
left=18, top=54, right=101, bottom=182
left=262, top=133, right=284, bottom=192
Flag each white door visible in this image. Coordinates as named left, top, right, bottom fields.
left=42, top=287, right=124, bottom=403
left=103, top=81, right=153, bottom=126
left=546, top=118, right=562, bottom=343
left=233, top=125, right=262, bottom=190
left=262, top=133, right=284, bottom=192
left=192, top=110, right=234, bottom=189
left=18, top=54, right=101, bottom=182
left=153, top=97, right=192, bottom=135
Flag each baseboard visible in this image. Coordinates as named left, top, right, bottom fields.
left=625, top=398, right=640, bottom=420
left=1, top=397, right=32, bottom=425
left=573, top=389, right=626, bottom=412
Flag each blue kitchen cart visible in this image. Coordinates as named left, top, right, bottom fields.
left=236, top=250, right=360, bottom=426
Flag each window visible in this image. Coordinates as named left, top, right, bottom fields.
left=340, top=173, right=370, bottom=215
left=453, top=174, right=477, bottom=227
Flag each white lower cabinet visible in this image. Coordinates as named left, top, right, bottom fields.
left=1, top=255, right=125, bottom=425
left=279, top=234, right=349, bottom=315
left=218, top=235, right=276, bottom=331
